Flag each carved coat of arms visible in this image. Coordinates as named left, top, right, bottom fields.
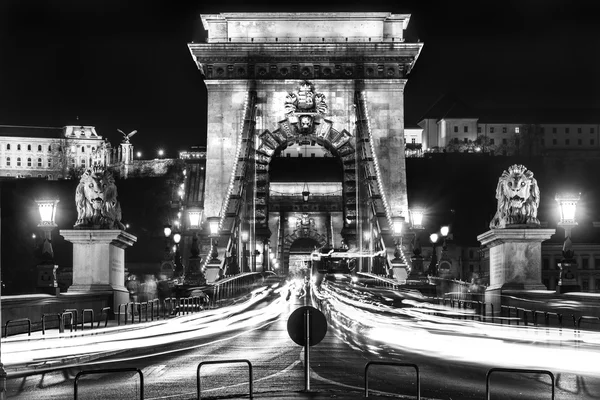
left=284, top=81, right=328, bottom=134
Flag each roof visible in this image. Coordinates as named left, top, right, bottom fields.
left=477, top=108, right=600, bottom=124
left=0, top=125, right=62, bottom=139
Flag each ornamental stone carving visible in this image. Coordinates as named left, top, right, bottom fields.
left=284, top=80, right=328, bottom=134
left=489, top=164, right=541, bottom=229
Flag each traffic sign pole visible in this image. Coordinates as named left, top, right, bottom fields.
left=304, top=308, right=311, bottom=391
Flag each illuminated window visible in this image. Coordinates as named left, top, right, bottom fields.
left=515, top=127, right=520, bottom=133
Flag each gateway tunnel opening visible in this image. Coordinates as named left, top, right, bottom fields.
left=269, top=140, right=345, bottom=275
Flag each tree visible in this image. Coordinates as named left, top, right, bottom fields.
left=48, top=137, right=81, bottom=179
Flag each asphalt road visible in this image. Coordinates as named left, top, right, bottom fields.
left=6, top=282, right=600, bottom=399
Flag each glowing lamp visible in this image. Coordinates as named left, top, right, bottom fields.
left=392, top=216, right=405, bottom=236
left=440, top=226, right=450, bottom=237
left=163, top=224, right=172, bottom=238
left=409, top=208, right=425, bottom=230
left=36, top=199, right=59, bottom=226
left=208, top=216, right=220, bottom=237
left=188, top=208, right=203, bottom=230
left=173, top=232, right=181, bottom=244
left=302, top=182, right=310, bottom=203
left=556, top=192, right=580, bottom=227
left=430, top=233, right=439, bottom=244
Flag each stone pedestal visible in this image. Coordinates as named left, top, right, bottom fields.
left=184, top=256, right=206, bottom=286
left=406, top=256, right=428, bottom=284
left=390, top=257, right=407, bottom=283
left=60, top=229, right=137, bottom=310
left=205, top=260, right=222, bottom=284
left=478, top=229, right=555, bottom=291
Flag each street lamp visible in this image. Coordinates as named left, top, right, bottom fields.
left=187, top=208, right=203, bottom=230
left=302, top=182, right=310, bottom=203
left=241, top=221, right=249, bottom=273
left=409, top=208, right=425, bottom=230
left=429, top=233, right=439, bottom=277
left=35, top=198, right=60, bottom=295
left=207, top=216, right=220, bottom=263
left=555, top=192, right=581, bottom=293
left=172, top=232, right=183, bottom=278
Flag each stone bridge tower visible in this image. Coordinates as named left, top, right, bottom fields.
left=188, top=12, right=422, bottom=279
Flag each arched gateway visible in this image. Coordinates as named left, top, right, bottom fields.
left=188, top=12, right=423, bottom=279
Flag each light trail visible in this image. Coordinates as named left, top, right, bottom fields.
left=317, top=281, right=600, bottom=376
left=3, top=286, right=287, bottom=373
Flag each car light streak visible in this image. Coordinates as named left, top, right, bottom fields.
left=317, top=281, right=600, bottom=376
left=3, top=287, right=287, bottom=372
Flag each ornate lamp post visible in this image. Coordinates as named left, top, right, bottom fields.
left=406, top=208, right=428, bottom=284
left=35, top=199, right=60, bottom=295
left=389, top=215, right=405, bottom=281
left=429, top=233, right=439, bottom=277
left=241, top=221, right=249, bottom=273
left=160, top=224, right=175, bottom=278
left=205, top=216, right=222, bottom=282
left=172, top=231, right=183, bottom=278
left=556, top=192, right=581, bottom=293
left=184, top=208, right=205, bottom=285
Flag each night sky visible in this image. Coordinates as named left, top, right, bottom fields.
left=1, top=0, right=598, bottom=158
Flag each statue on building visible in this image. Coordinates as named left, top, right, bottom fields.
left=74, top=166, right=126, bottom=230
left=118, top=128, right=137, bottom=144
left=489, top=164, right=540, bottom=229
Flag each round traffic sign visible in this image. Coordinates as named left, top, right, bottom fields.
left=287, top=306, right=327, bottom=347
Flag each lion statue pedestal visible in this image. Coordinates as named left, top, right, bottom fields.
left=60, top=230, right=137, bottom=311
left=479, top=164, right=555, bottom=317
left=60, top=166, right=137, bottom=311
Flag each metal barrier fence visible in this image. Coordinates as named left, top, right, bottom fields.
left=486, top=368, right=555, bottom=400
left=364, top=361, right=420, bottom=399
left=4, top=318, right=32, bottom=338
left=74, top=368, right=144, bottom=400
left=197, top=359, right=253, bottom=400
left=207, top=272, right=267, bottom=308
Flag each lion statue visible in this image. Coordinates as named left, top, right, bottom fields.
left=74, top=166, right=125, bottom=230
left=489, top=164, right=540, bottom=229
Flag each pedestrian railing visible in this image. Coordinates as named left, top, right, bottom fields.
left=357, top=272, right=399, bottom=290
left=74, top=368, right=144, bottom=400
left=486, top=368, right=555, bottom=400
left=197, top=359, right=253, bottom=400
left=364, top=361, right=420, bottom=399
left=41, top=313, right=63, bottom=335
left=61, top=311, right=75, bottom=333
left=64, top=309, right=79, bottom=331
left=81, top=309, right=94, bottom=330
left=208, top=272, right=267, bottom=307
left=4, top=318, right=32, bottom=338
